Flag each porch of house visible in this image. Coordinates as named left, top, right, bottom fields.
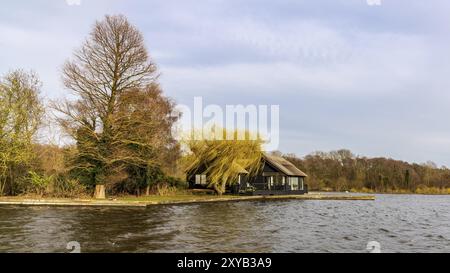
left=238, top=173, right=308, bottom=196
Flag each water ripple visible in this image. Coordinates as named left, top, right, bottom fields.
left=0, top=194, right=449, bottom=252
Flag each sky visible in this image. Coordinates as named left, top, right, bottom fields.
left=1, top=0, right=450, bottom=166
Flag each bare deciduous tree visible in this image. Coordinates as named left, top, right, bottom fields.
left=54, top=15, right=178, bottom=198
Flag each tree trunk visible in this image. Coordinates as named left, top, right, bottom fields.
left=213, top=184, right=223, bottom=196
left=145, top=186, right=150, bottom=196
left=94, top=185, right=106, bottom=199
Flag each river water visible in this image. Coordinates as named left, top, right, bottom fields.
left=0, top=194, right=449, bottom=253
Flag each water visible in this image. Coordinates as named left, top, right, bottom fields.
left=0, top=194, right=449, bottom=253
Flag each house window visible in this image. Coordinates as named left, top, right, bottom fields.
left=195, top=174, right=207, bottom=185
left=289, top=177, right=299, bottom=190
left=264, top=176, right=274, bottom=190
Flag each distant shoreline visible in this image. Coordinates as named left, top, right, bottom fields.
left=313, top=188, right=450, bottom=195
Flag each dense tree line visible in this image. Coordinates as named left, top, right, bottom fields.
left=282, top=149, right=450, bottom=193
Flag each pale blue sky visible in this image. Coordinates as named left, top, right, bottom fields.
left=1, top=0, right=450, bottom=166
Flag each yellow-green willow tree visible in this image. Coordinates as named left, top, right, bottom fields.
left=0, top=70, right=44, bottom=195
left=185, top=129, right=264, bottom=195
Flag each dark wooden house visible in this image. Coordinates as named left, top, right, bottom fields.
left=187, top=153, right=308, bottom=195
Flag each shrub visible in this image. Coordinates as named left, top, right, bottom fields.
left=51, top=174, right=88, bottom=198
left=28, top=171, right=53, bottom=196
left=21, top=171, right=87, bottom=198
left=165, top=176, right=187, bottom=189
left=415, top=186, right=449, bottom=195
left=154, top=183, right=179, bottom=196
left=148, top=176, right=188, bottom=196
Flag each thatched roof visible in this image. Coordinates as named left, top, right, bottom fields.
left=232, top=162, right=250, bottom=174
left=263, top=153, right=308, bottom=177
left=186, top=161, right=249, bottom=175
left=185, top=152, right=306, bottom=177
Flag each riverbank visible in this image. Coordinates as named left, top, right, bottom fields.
left=349, top=187, right=450, bottom=195
left=310, top=186, right=450, bottom=195
left=0, top=193, right=375, bottom=207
